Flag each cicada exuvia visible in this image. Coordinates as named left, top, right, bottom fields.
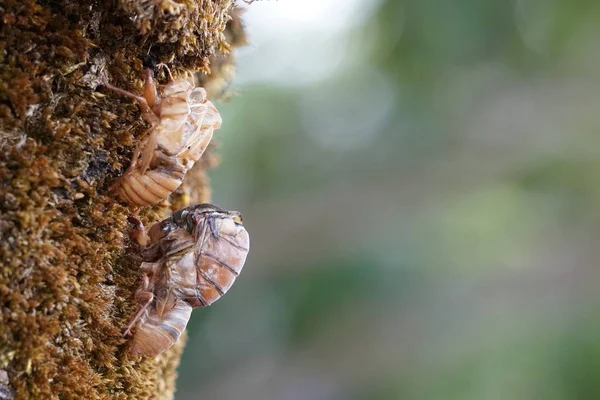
left=124, top=204, right=249, bottom=355
left=104, top=69, right=222, bottom=206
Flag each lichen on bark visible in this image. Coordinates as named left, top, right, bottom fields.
left=0, top=1, right=245, bottom=398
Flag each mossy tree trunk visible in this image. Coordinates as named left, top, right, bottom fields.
left=0, top=1, right=245, bottom=398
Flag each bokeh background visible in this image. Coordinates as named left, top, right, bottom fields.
left=177, top=1, right=600, bottom=399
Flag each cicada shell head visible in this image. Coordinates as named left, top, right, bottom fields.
left=192, top=209, right=250, bottom=307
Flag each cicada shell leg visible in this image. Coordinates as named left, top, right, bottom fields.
left=108, top=127, right=152, bottom=195
left=143, top=69, right=160, bottom=112
left=103, top=76, right=160, bottom=126
left=160, top=230, right=195, bottom=257
left=127, top=215, right=149, bottom=247
left=125, top=215, right=163, bottom=261
left=124, top=275, right=154, bottom=337
left=111, top=131, right=163, bottom=207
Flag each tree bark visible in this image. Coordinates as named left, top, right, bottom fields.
left=0, top=1, right=245, bottom=398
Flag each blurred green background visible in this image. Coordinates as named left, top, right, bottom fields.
left=177, top=1, right=600, bottom=399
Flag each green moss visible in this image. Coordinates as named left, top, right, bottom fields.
left=0, top=1, right=245, bottom=398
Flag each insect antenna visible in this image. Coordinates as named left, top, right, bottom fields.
left=156, top=63, right=175, bottom=81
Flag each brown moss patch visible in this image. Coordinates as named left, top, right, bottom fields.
left=118, top=0, right=234, bottom=74
left=196, top=6, right=249, bottom=99
left=0, top=1, right=246, bottom=399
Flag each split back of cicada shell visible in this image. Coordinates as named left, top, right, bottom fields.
left=176, top=95, right=222, bottom=170
left=191, top=212, right=249, bottom=307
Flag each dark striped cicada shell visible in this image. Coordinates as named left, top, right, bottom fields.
left=124, top=204, right=249, bottom=355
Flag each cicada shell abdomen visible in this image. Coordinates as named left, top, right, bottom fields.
left=191, top=213, right=250, bottom=307
left=128, top=298, right=192, bottom=356
left=116, top=157, right=186, bottom=206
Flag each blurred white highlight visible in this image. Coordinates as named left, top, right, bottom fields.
left=237, top=0, right=382, bottom=86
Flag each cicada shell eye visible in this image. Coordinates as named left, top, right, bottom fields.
left=189, top=87, right=207, bottom=104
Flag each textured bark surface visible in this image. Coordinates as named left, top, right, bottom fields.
left=0, top=1, right=245, bottom=398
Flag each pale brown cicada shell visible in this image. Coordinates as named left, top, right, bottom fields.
left=124, top=204, right=250, bottom=355
left=104, top=69, right=222, bottom=206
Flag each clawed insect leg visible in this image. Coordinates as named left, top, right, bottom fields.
left=107, top=125, right=157, bottom=201
left=102, top=78, right=160, bottom=126
left=136, top=274, right=152, bottom=295
left=143, top=68, right=160, bottom=112
left=123, top=287, right=154, bottom=337
left=139, top=261, right=158, bottom=275
left=108, top=140, right=141, bottom=192
left=128, top=215, right=149, bottom=247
